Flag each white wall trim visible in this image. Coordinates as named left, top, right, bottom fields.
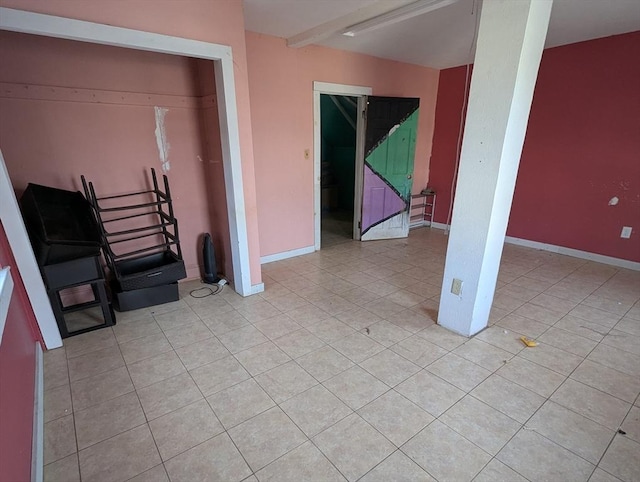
left=313, top=81, right=372, bottom=96
left=0, top=7, right=254, bottom=297
left=214, top=56, right=253, bottom=296
left=261, top=245, right=315, bottom=264
left=504, top=235, right=640, bottom=271
left=427, top=222, right=639, bottom=270
left=31, top=342, right=44, bottom=482
left=313, top=82, right=372, bottom=251
left=353, top=97, right=367, bottom=242
left=0, top=7, right=231, bottom=59
left=0, top=266, right=13, bottom=345
left=431, top=221, right=450, bottom=231
left=410, top=220, right=446, bottom=231
left=0, top=152, right=61, bottom=349
left=250, top=283, right=265, bottom=295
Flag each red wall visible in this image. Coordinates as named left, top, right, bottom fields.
left=427, top=66, right=469, bottom=230
left=429, top=32, right=640, bottom=262
left=0, top=221, right=42, bottom=481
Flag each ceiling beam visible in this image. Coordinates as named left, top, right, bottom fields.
left=343, top=0, right=461, bottom=37
left=287, top=0, right=416, bottom=48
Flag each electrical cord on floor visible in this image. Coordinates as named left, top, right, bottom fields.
left=189, top=279, right=227, bottom=298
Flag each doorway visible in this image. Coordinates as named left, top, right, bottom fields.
left=313, top=81, right=371, bottom=251
left=320, top=94, right=357, bottom=247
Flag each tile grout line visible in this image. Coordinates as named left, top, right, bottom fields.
left=429, top=264, right=606, bottom=481
left=418, top=262, right=630, bottom=480
left=151, top=297, right=253, bottom=479
left=43, top=232, right=639, bottom=482
left=481, top=266, right=628, bottom=480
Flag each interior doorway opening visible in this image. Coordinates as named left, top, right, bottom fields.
left=313, top=81, right=371, bottom=251
left=0, top=30, right=232, bottom=280
left=320, top=94, right=358, bottom=248
left=0, top=29, right=234, bottom=335
left=0, top=7, right=257, bottom=349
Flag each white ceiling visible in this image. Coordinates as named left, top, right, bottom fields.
left=243, top=0, right=640, bottom=69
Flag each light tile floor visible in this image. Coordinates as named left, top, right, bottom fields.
left=43, top=227, right=640, bottom=482
left=320, top=210, right=353, bottom=248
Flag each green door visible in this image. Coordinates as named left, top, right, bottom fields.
left=360, top=96, right=419, bottom=240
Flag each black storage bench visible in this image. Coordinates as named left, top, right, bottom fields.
left=21, top=183, right=115, bottom=338
left=21, top=183, right=102, bottom=264
left=43, top=256, right=115, bottom=338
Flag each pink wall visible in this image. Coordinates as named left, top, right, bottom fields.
left=0, top=221, right=42, bottom=481
left=0, top=0, right=263, bottom=284
left=245, top=32, right=440, bottom=257
left=428, top=32, right=640, bottom=262
left=0, top=31, right=234, bottom=280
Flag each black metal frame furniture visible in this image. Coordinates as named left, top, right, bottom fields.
left=82, top=168, right=186, bottom=311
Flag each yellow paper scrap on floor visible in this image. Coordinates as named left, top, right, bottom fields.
left=520, top=336, right=538, bottom=347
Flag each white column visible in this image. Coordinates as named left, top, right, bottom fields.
left=437, top=0, right=553, bottom=336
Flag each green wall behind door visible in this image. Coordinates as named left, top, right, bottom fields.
left=320, top=95, right=357, bottom=212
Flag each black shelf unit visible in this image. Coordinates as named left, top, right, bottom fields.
left=20, top=184, right=115, bottom=338
left=82, top=168, right=186, bottom=310
left=43, top=256, right=116, bottom=338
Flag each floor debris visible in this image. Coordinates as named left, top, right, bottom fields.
left=520, top=336, right=538, bottom=347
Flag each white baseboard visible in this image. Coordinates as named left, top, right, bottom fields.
left=410, top=221, right=449, bottom=231
left=422, top=222, right=639, bottom=270
left=32, top=342, right=44, bottom=482
left=430, top=222, right=450, bottom=231
left=250, top=283, right=265, bottom=295
left=504, top=236, right=640, bottom=270
left=260, top=245, right=316, bottom=264
left=260, top=226, right=638, bottom=272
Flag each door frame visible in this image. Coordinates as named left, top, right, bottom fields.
left=313, top=81, right=371, bottom=250
left=0, top=151, right=61, bottom=348
left=0, top=7, right=256, bottom=346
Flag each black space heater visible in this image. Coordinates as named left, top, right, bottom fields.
left=202, top=233, right=220, bottom=284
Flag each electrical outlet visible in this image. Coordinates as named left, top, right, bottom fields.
left=451, top=278, right=463, bottom=296
left=621, top=226, right=632, bottom=239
